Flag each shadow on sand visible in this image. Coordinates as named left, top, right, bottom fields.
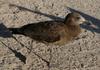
left=0, top=39, right=26, bottom=63
left=0, top=23, right=12, bottom=38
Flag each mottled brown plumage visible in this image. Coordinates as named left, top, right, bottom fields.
left=9, top=12, right=86, bottom=45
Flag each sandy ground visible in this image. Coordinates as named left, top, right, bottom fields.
left=0, top=0, right=100, bottom=70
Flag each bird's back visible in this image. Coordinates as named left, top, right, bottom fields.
left=19, top=21, right=66, bottom=43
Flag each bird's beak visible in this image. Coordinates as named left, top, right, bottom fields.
left=79, top=16, right=87, bottom=24
left=80, top=16, right=86, bottom=22
left=80, top=16, right=87, bottom=22
left=80, top=17, right=98, bottom=29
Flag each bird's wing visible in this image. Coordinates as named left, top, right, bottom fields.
left=21, top=22, right=61, bottom=42
left=32, top=33, right=60, bottom=43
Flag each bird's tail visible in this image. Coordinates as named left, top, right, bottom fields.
left=8, top=28, right=23, bottom=35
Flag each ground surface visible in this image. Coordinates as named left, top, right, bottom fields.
left=0, top=0, right=100, bottom=70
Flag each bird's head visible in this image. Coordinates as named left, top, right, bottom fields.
left=64, top=12, right=87, bottom=25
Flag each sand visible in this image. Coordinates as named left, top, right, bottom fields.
left=0, top=0, right=100, bottom=70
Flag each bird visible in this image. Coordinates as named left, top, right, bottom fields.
left=8, top=12, right=87, bottom=45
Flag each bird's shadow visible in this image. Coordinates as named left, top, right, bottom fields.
left=9, top=4, right=64, bottom=21
left=0, top=23, right=26, bottom=63
left=9, top=4, right=100, bottom=33
left=0, top=40, right=26, bottom=63
left=0, top=23, right=12, bottom=38
left=0, top=23, right=50, bottom=65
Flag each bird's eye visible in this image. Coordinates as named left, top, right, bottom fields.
left=76, top=17, right=80, bottom=19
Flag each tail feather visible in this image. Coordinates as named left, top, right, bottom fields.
left=8, top=28, right=23, bottom=35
